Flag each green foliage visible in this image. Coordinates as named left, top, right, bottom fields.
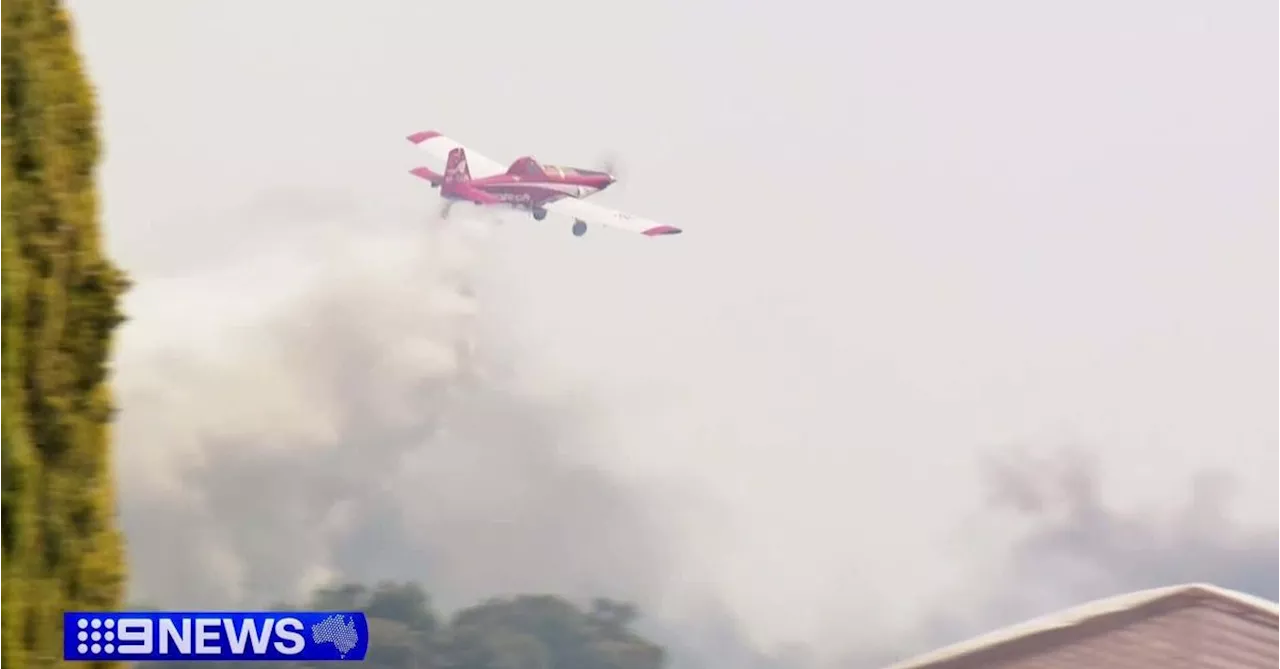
left=149, top=582, right=667, bottom=669
left=2, top=1, right=129, bottom=668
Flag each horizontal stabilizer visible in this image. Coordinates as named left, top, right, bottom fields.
left=409, top=166, right=441, bottom=184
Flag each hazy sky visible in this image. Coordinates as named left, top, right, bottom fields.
left=67, top=0, right=1276, bottom=665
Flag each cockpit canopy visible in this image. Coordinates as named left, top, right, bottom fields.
left=507, top=156, right=544, bottom=178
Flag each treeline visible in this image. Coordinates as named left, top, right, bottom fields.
left=2, top=1, right=130, bottom=668
left=148, top=581, right=667, bottom=669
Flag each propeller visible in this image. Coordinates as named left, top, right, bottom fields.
left=596, top=152, right=623, bottom=181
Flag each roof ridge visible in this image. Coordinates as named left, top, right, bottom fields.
left=882, top=583, right=1278, bottom=669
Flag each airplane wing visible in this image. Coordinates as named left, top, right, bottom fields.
left=406, top=131, right=508, bottom=179
left=541, top=196, right=683, bottom=237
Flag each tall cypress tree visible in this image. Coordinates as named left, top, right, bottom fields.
left=2, top=1, right=129, bottom=667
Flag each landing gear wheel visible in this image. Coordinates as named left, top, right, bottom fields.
left=532, top=207, right=548, bottom=221
left=572, top=220, right=588, bottom=237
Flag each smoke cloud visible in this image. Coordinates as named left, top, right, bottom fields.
left=112, top=193, right=1276, bottom=669
left=835, top=448, right=1278, bottom=668
left=114, top=193, right=680, bottom=612
left=972, top=447, right=1277, bottom=616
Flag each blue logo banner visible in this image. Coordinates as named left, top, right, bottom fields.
left=63, top=611, right=369, bottom=662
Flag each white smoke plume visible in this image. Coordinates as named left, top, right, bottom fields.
left=114, top=193, right=679, bottom=612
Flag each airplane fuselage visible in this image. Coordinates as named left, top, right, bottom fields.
left=440, top=171, right=614, bottom=210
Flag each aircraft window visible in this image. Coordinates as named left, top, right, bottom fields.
left=511, top=158, right=541, bottom=176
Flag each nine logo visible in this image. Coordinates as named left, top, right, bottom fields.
left=63, top=611, right=369, bottom=662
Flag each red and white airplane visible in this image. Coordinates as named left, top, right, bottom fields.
left=406, top=131, right=682, bottom=238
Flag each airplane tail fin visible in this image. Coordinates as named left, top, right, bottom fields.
left=444, top=147, right=472, bottom=185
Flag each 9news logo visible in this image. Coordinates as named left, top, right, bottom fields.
left=64, top=611, right=369, bottom=662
